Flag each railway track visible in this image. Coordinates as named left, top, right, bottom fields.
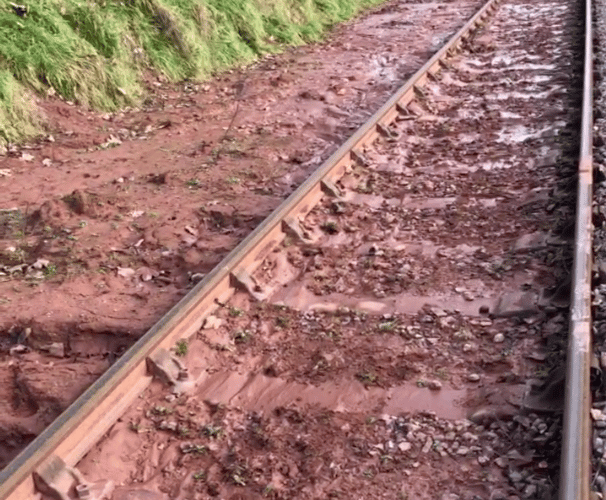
left=0, top=0, right=593, bottom=498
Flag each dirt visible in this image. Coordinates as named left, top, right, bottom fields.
left=67, top=0, right=582, bottom=499
left=0, top=0, right=489, bottom=470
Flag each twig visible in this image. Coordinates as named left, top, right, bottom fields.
left=215, top=79, right=246, bottom=159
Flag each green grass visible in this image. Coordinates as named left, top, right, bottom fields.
left=0, top=0, right=386, bottom=146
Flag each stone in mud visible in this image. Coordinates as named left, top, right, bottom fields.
left=41, top=342, right=65, bottom=358
left=493, top=333, right=505, bottom=343
left=513, top=232, right=549, bottom=253
left=427, top=380, right=443, bottom=391
left=492, top=291, right=539, bottom=318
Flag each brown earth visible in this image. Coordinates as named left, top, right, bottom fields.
left=70, top=0, right=579, bottom=499
left=0, top=0, right=486, bottom=469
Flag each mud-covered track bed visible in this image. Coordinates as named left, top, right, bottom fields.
left=0, top=0, right=595, bottom=498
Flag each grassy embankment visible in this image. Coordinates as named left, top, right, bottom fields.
left=0, top=0, right=386, bottom=147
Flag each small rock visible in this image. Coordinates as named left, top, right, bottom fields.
left=489, top=490, right=509, bottom=500
left=204, top=316, right=223, bottom=329
left=117, top=267, right=135, bottom=279
left=421, top=437, right=433, bottom=453
left=463, top=292, right=475, bottom=301
left=508, top=470, right=523, bottom=483
left=592, top=408, right=605, bottom=421
left=479, top=305, right=490, bottom=315
left=493, top=333, right=505, bottom=343
left=495, top=457, right=507, bottom=468
left=47, top=342, right=65, bottom=358
left=523, top=484, right=537, bottom=497
left=463, top=343, right=476, bottom=352
left=427, top=380, right=443, bottom=391
left=158, top=420, right=178, bottom=432
left=31, top=258, right=50, bottom=270
left=477, top=455, right=490, bottom=465
left=456, top=447, right=470, bottom=456
left=398, top=441, right=412, bottom=452
left=165, top=394, right=176, bottom=402
left=468, top=373, right=481, bottom=382
left=431, top=307, right=447, bottom=317
left=190, top=272, right=205, bottom=283
left=9, top=345, right=27, bottom=355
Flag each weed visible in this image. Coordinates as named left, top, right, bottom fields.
left=151, top=405, right=173, bottom=416
left=78, top=220, right=87, bottom=228
left=229, top=306, right=244, bottom=317
left=378, top=319, right=398, bottom=332
left=275, top=316, right=290, bottom=328
left=416, top=379, right=427, bottom=388
left=129, top=421, right=140, bottom=432
left=193, top=471, right=206, bottom=481
left=226, top=176, right=241, bottom=184
left=184, top=444, right=208, bottom=454
left=186, top=178, right=201, bottom=188
left=201, top=424, right=223, bottom=439
left=356, top=182, right=373, bottom=194
left=178, top=426, right=190, bottom=437
left=43, top=264, right=57, bottom=278
left=175, top=339, right=188, bottom=357
left=435, top=368, right=449, bottom=380
left=233, top=329, right=251, bottom=344
left=321, top=221, right=339, bottom=234
left=229, top=463, right=248, bottom=486
left=356, top=371, right=378, bottom=386
left=362, top=469, right=374, bottom=479
left=263, top=485, right=276, bottom=497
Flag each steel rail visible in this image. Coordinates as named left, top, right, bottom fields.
left=0, top=1, right=502, bottom=498
left=560, top=0, right=593, bottom=496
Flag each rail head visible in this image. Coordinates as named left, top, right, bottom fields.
left=559, top=0, right=593, bottom=497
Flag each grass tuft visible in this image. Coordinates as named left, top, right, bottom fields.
left=0, top=0, right=386, bottom=146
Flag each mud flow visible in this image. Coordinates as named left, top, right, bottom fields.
left=0, top=0, right=485, bottom=468
left=69, top=0, right=582, bottom=499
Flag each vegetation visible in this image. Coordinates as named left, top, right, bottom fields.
left=0, top=0, right=386, bottom=146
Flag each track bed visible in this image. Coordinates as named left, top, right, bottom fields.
left=65, top=1, right=585, bottom=499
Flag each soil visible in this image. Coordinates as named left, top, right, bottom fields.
left=68, top=0, right=581, bottom=499
left=0, top=0, right=487, bottom=470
